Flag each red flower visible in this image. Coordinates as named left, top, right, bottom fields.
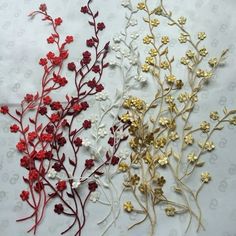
left=36, top=150, right=46, bottom=159
left=87, top=79, right=97, bottom=88
left=10, top=124, right=19, bottom=133
left=47, top=36, right=55, bottom=44
left=86, top=39, right=95, bottom=47
left=28, top=132, right=37, bottom=142
left=52, top=163, right=62, bottom=172
left=53, top=74, right=68, bottom=86
left=108, top=137, right=114, bottom=146
left=111, top=156, right=120, bottom=165
left=61, top=119, right=69, bottom=128
left=81, top=101, right=89, bottom=111
left=50, top=113, right=60, bottom=123
left=20, top=190, right=29, bottom=201
left=57, top=137, right=66, bottom=146
left=50, top=101, right=62, bottom=110
left=39, top=4, right=47, bottom=12
left=60, top=50, right=68, bottom=59
left=56, top=180, right=67, bottom=192
left=43, top=96, right=52, bottom=105
left=0, top=105, right=9, bottom=114
left=72, top=103, right=82, bottom=112
left=83, top=120, right=91, bottom=129
left=97, top=22, right=105, bottom=31
left=92, top=65, right=100, bottom=73
left=88, top=181, right=98, bottom=192
left=85, top=159, right=94, bottom=169
left=46, top=124, right=54, bottom=134
left=96, top=84, right=104, bottom=92
left=54, top=204, right=64, bottom=214
left=39, top=106, right=47, bottom=115
left=54, top=17, right=63, bottom=26
left=39, top=58, right=47, bottom=66
left=65, top=35, right=73, bottom=44
left=46, top=51, right=55, bottom=60
left=52, top=56, right=62, bottom=65
left=74, top=137, right=82, bottom=147
left=16, top=140, right=26, bottom=152
left=24, top=94, right=34, bottom=103
left=20, top=156, right=30, bottom=168
left=29, top=169, right=39, bottom=182
left=34, top=181, right=44, bottom=193
left=41, top=133, right=53, bottom=142
left=81, top=6, right=89, bottom=14
left=82, top=51, right=91, bottom=64
left=68, top=62, right=76, bottom=71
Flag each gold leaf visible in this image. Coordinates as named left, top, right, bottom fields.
left=196, top=161, right=205, bottom=167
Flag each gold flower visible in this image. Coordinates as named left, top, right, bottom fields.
left=187, top=152, right=198, bottom=163
left=123, top=201, right=134, bottom=212
left=184, top=134, right=194, bottom=145
left=118, top=162, right=128, bottom=172
left=138, top=182, right=149, bottom=194
left=157, top=176, right=166, bottom=187
left=180, top=56, right=189, bottom=65
left=229, top=116, right=236, bottom=125
left=145, top=56, right=154, bottom=65
left=165, top=205, right=176, bottom=216
left=169, top=131, right=179, bottom=141
left=166, top=74, right=176, bottom=84
left=198, top=32, right=207, bottom=40
left=165, top=95, right=174, bottom=103
left=154, top=6, right=163, bottom=15
left=210, top=111, right=219, bottom=120
left=150, top=18, right=160, bottom=27
left=186, top=50, right=195, bottom=59
left=159, top=117, right=170, bottom=126
left=160, top=61, right=169, bottom=69
left=143, top=35, right=153, bottom=44
left=200, top=121, right=210, bottom=133
left=158, top=155, right=168, bottom=166
left=199, top=48, right=208, bottom=57
left=176, top=80, right=184, bottom=89
left=204, top=141, right=215, bottom=151
left=142, top=63, right=150, bottom=72
left=208, top=58, right=218, bottom=67
left=178, top=16, right=187, bottom=25
left=149, top=48, right=158, bottom=57
left=137, top=2, right=145, bottom=10
left=177, top=92, right=189, bottom=103
left=161, top=36, right=169, bottom=44
left=130, top=174, right=140, bottom=185
left=201, top=172, right=211, bottom=183
left=178, top=33, right=188, bottom=43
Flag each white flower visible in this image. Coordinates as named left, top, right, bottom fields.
left=113, top=34, right=122, bottom=43
left=72, top=181, right=81, bottom=189
left=95, top=91, right=108, bottom=101
left=82, top=138, right=91, bottom=147
left=121, top=0, right=130, bottom=7
left=120, top=48, right=130, bottom=57
left=130, top=18, right=138, bottom=26
left=48, top=168, right=57, bottom=179
left=91, top=115, right=98, bottom=123
left=134, top=75, right=146, bottom=83
left=111, top=43, right=120, bottom=52
left=90, top=191, right=100, bottom=203
left=119, top=149, right=129, bottom=159
left=109, top=59, right=117, bottom=67
left=98, top=127, right=107, bottom=138
left=128, top=56, right=138, bottom=65
left=158, top=155, right=168, bottom=166
left=130, top=32, right=139, bottom=39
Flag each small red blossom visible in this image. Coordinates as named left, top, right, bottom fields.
left=88, top=181, right=98, bottom=192
left=43, top=96, right=52, bottom=105
left=111, top=156, right=120, bottom=165
left=52, top=56, right=62, bottom=65
left=53, top=74, right=68, bottom=86
left=108, top=137, right=115, bottom=146
left=39, top=4, right=47, bottom=12
left=46, top=51, right=55, bottom=60
left=96, top=84, right=104, bottom=92
left=57, top=137, right=66, bottom=146
left=46, top=124, right=54, bottom=134
left=29, top=169, right=39, bottom=182
left=34, top=181, right=44, bottom=193
left=74, top=137, right=82, bottom=147
left=52, top=163, right=62, bottom=172
left=85, top=159, right=94, bottom=169
left=65, top=35, right=73, bottom=44
left=81, top=101, right=89, bottom=111
left=10, top=124, right=19, bottom=133
left=54, top=204, right=64, bottom=214
left=24, top=94, right=34, bottom=103
left=16, top=140, right=26, bottom=152
left=36, top=150, right=46, bottom=159
left=68, top=62, right=76, bottom=71
left=0, top=105, right=9, bottom=114
left=72, top=103, right=82, bottom=112
left=87, top=79, right=97, bottom=88
left=50, top=101, right=62, bottom=110
left=60, top=50, right=69, bottom=59
left=50, top=113, right=60, bottom=123
left=81, top=6, right=89, bottom=14
left=83, top=120, right=91, bottom=129
left=82, top=51, right=91, bottom=65
left=97, top=22, right=105, bottom=31
left=20, top=190, right=29, bottom=201
left=39, top=106, right=47, bottom=115
left=92, top=65, right=100, bottom=73
left=86, top=39, right=95, bottom=47
left=20, top=156, right=30, bottom=168
left=28, top=131, right=37, bottom=142
left=39, top=58, right=48, bottom=66
left=54, top=17, right=63, bottom=26
left=41, top=133, right=53, bottom=142
left=47, top=36, right=55, bottom=44
left=56, top=180, right=67, bottom=192
left=61, top=119, right=69, bottom=128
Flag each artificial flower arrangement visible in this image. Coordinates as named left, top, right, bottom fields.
left=0, top=0, right=235, bottom=236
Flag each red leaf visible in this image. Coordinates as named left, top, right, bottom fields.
left=36, top=124, right=43, bottom=132
left=15, top=110, right=22, bottom=116
left=70, top=129, right=77, bottom=136
left=94, top=171, right=104, bottom=176
left=66, top=192, right=74, bottom=198
left=48, top=192, right=57, bottom=198
left=61, top=153, right=65, bottom=163
left=69, top=159, right=76, bottom=166
left=66, top=94, right=70, bottom=102
left=92, top=36, right=98, bottom=43
left=88, top=21, right=95, bottom=26
left=23, top=177, right=29, bottom=183
left=23, top=125, right=29, bottom=134
left=29, top=118, right=35, bottom=124
left=103, top=62, right=109, bottom=68
left=104, top=42, right=110, bottom=50
left=94, top=11, right=99, bottom=18
left=34, top=92, right=39, bottom=101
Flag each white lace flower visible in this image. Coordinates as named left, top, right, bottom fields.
left=134, top=75, right=146, bottom=83
left=82, top=138, right=91, bottom=147
left=129, top=56, right=138, bottom=65
left=121, top=0, right=130, bottom=7
left=90, top=191, right=100, bottom=203
left=95, top=91, right=108, bottom=101
left=48, top=168, right=57, bottom=179
left=130, top=18, right=138, bottom=26
left=119, top=149, right=129, bottom=159
left=111, top=43, right=120, bottom=52
left=130, top=32, right=139, bottom=39
left=109, top=59, right=117, bottom=67
left=120, top=48, right=130, bottom=57
left=72, top=181, right=81, bottom=189
left=98, top=127, right=107, bottom=138
left=91, top=115, right=98, bottom=123
left=113, top=34, right=122, bottom=43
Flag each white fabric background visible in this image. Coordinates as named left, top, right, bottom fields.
left=0, top=0, right=236, bottom=236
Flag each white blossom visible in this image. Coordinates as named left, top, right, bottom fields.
left=130, top=18, right=138, bottom=26
left=72, top=181, right=81, bottom=189
left=121, top=0, right=130, bottom=7
left=130, top=32, right=139, bottom=39
left=98, top=127, right=107, bottom=138
left=95, top=91, right=108, bottom=101
left=90, top=191, right=100, bottom=202
left=48, top=168, right=57, bottom=179
left=82, top=138, right=91, bottom=147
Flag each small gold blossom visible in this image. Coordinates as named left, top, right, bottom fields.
left=149, top=48, right=158, bottom=57
left=166, top=74, right=176, bottom=84
left=157, top=176, right=166, bottom=187
left=229, top=116, right=236, bottom=125
left=137, top=2, right=145, bottom=10
left=186, top=50, right=195, bottom=59
left=130, top=174, right=140, bottom=185
left=154, top=137, right=167, bottom=148
left=150, top=18, right=160, bottom=27
left=118, top=162, right=128, bottom=172
left=177, top=92, right=189, bottom=103
left=208, top=58, right=218, bottom=68
left=123, top=201, right=134, bottom=212
left=169, top=131, right=179, bottom=141
left=199, top=48, right=208, bottom=57
left=198, top=32, right=207, bottom=40
left=178, top=16, right=186, bottom=25
left=160, top=61, right=169, bottom=69
left=200, top=121, right=210, bottom=133
left=154, top=6, right=163, bottom=15
left=165, top=205, right=176, bottom=216
left=145, top=56, right=154, bottom=65
left=120, top=113, right=131, bottom=122
left=165, top=95, right=174, bottom=103
left=201, top=172, right=211, bottom=183
left=180, top=56, right=189, bottom=65
left=158, top=154, right=168, bottom=166
left=204, top=141, right=215, bottom=151
left=143, top=35, right=152, bottom=44
left=159, top=117, right=170, bottom=126
left=176, top=80, right=184, bottom=89
left=138, top=182, right=149, bottom=193
left=142, top=63, right=150, bottom=72
left=153, top=187, right=163, bottom=204
left=161, top=36, right=169, bottom=44
left=178, top=33, right=188, bottom=43
left=184, top=134, right=194, bottom=145
left=187, top=152, right=198, bottom=163
left=210, top=111, right=220, bottom=120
